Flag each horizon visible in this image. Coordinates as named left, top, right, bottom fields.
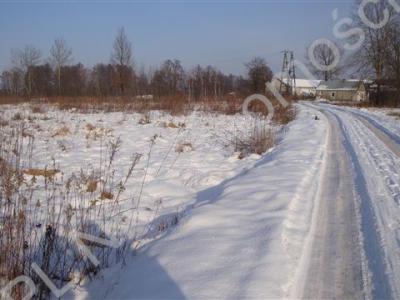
left=0, top=1, right=354, bottom=76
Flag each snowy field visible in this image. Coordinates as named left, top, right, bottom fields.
left=0, top=103, right=285, bottom=298
left=59, top=104, right=326, bottom=299
left=1, top=102, right=400, bottom=299
left=0, top=104, right=277, bottom=241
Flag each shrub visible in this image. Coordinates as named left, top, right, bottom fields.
left=86, top=123, right=96, bottom=131
left=52, top=126, right=70, bottom=137
left=31, top=105, right=46, bottom=114
left=23, top=168, right=60, bottom=178
left=138, top=112, right=151, bottom=125
left=388, top=111, right=400, bottom=119
left=175, top=142, right=193, bottom=153
left=12, top=112, right=23, bottom=121
left=0, top=123, right=142, bottom=299
left=272, top=104, right=297, bottom=125
left=233, top=117, right=275, bottom=159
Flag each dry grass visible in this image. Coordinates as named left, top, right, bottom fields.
left=12, top=112, right=23, bottom=121
left=272, top=104, right=297, bottom=125
left=160, top=121, right=186, bottom=129
left=23, top=168, right=60, bottom=178
left=236, top=128, right=275, bottom=159
left=52, top=126, right=70, bottom=137
left=1, top=95, right=298, bottom=124
left=86, top=123, right=96, bottom=131
left=387, top=111, right=400, bottom=119
left=31, top=105, right=46, bottom=114
left=51, top=96, right=189, bottom=115
left=85, top=125, right=113, bottom=143
left=229, top=100, right=295, bottom=159
left=226, top=115, right=276, bottom=159
left=100, top=191, right=114, bottom=200
left=175, top=142, right=194, bottom=153
left=22, top=129, right=34, bottom=138
left=86, top=180, right=98, bottom=193
left=0, top=123, right=142, bottom=298
left=0, top=95, right=259, bottom=116
left=0, top=118, right=9, bottom=127
left=138, top=112, right=151, bottom=125
left=167, top=121, right=179, bottom=128
left=0, top=96, right=26, bottom=105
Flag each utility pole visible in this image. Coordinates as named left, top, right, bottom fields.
left=290, top=51, right=296, bottom=96
left=279, top=50, right=296, bottom=96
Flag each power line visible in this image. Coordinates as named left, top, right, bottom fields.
left=279, top=50, right=296, bottom=96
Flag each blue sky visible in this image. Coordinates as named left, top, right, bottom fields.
left=0, top=0, right=354, bottom=75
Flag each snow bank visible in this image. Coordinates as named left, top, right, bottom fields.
left=66, top=105, right=328, bottom=299
left=359, top=107, right=400, bottom=137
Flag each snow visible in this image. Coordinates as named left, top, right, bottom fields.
left=294, top=79, right=321, bottom=88
left=358, top=107, right=400, bottom=137
left=61, top=105, right=328, bottom=299
left=0, top=105, right=278, bottom=238
left=2, top=101, right=399, bottom=299
left=304, top=102, right=400, bottom=298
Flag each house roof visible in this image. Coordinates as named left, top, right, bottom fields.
left=317, top=80, right=362, bottom=91
left=295, top=79, right=321, bottom=88
left=273, top=78, right=320, bottom=88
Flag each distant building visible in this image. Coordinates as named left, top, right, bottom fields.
left=316, top=79, right=367, bottom=102
left=293, top=79, right=321, bottom=96
left=270, top=78, right=320, bottom=96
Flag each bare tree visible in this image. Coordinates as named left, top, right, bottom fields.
left=60, top=63, right=87, bottom=96
left=385, top=23, right=400, bottom=104
left=351, top=0, right=398, bottom=104
left=1, top=68, right=24, bottom=96
left=50, top=38, right=72, bottom=95
left=136, top=66, right=150, bottom=96
left=12, top=45, right=42, bottom=98
left=186, top=64, right=243, bottom=101
left=89, top=63, right=118, bottom=96
left=306, top=42, right=343, bottom=81
left=29, top=63, right=54, bottom=96
left=111, top=27, right=133, bottom=95
left=245, top=57, right=273, bottom=94
left=161, top=59, right=184, bottom=95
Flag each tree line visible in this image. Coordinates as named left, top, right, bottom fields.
left=0, top=28, right=273, bottom=100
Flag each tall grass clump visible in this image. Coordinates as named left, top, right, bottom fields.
left=234, top=116, right=275, bottom=159
left=0, top=115, right=142, bottom=299
left=230, top=102, right=296, bottom=158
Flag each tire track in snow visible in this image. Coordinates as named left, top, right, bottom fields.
left=305, top=103, right=399, bottom=299
left=330, top=111, right=392, bottom=299
left=325, top=104, right=400, bottom=157
left=347, top=109, right=400, bottom=146
left=328, top=106, right=400, bottom=298
left=300, top=108, right=366, bottom=299
left=354, top=115, right=400, bottom=158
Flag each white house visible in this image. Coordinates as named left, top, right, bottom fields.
left=316, top=80, right=368, bottom=102
left=270, top=78, right=320, bottom=96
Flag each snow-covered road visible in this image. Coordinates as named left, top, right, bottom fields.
left=300, top=103, right=400, bottom=299
left=300, top=107, right=365, bottom=299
